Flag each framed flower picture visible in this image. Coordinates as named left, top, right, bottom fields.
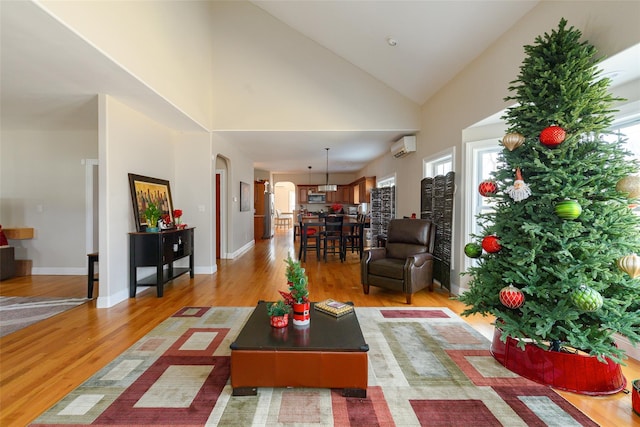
left=128, top=173, right=174, bottom=231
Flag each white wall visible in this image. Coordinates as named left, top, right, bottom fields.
left=0, top=103, right=98, bottom=272
left=98, top=95, right=176, bottom=308
left=212, top=132, right=257, bottom=256
left=208, top=1, right=420, bottom=132
left=174, top=131, right=215, bottom=273
left=39, top=0, right=215, bottom=129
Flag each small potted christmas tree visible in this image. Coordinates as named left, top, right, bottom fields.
left=267, top=299, right=291, bottom=328
left=280, top=254, right=310, bottom=325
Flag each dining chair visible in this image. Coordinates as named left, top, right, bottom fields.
left=322, top=215, right=344, bottom=262
left=342, top=214, right=366, bottom=259
left=298, top=214, right=321, bottom=262
left=275, top=210, right=293, bottom=228
left=275, top=210, right=285, bottom=228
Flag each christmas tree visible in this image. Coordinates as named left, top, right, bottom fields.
left=459, top=18, right=640, bottom=364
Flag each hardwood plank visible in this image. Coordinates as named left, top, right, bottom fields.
left=0, top=227, right=638, bottom=426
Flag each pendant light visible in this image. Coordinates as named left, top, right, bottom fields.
left=307, top=166, right=313, bottom=194
left=317, top=148, right=337, bottom=192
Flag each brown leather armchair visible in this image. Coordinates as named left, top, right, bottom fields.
left=361, top=219, right=436, bottom=304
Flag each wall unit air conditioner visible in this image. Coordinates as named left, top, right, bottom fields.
left=390, top=136, right=416, bottom=158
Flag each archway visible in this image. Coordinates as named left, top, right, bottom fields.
left=215, top=156, right=229, bottom=259
left=273, top=181, right=295, bottom=221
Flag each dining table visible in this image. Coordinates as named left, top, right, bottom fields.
left=298, top=215, right=367, bottom=262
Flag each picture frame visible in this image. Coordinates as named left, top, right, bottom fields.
left=128, top=173, right=174, bottom=232
left=240, top=181, right=250, bottom=212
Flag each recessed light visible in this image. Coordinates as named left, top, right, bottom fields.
left=386, top=37, right=397, bottom=47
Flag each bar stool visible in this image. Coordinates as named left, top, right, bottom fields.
left=322, top=215, right=344, bottom=262
left=87, top=252, right=98, bottom=298
left=342, top=214, right=366, bottom=259
left=298, top=217, right=321, bottom=262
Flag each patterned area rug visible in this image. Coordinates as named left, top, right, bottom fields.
left=31, top=306, right=596, bottom=426
left=0, top=296, right=88, bottom=337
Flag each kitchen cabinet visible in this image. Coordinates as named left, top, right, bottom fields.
left=254, top=216, right=265, bottom=241
left=351, top=177, right=376, bottom=204
left=322, top=185, right=351, bottom=204
left=255, top=181, right=266, bottom=215
left=297, top=185, right=317, bottom=203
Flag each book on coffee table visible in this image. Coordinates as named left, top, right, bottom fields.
left=314, top=299, right=354, bottom=317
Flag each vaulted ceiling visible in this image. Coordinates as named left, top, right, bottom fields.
left=2, top=1, right=637, bottom=174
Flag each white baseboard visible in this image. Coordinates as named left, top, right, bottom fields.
left=195, top=265, right=217, bottom=274
left=96, top=288, right=129, bottom=308
left=223, top=240, right=255, bottom=259
left=32, top=267, right=85, bottom=275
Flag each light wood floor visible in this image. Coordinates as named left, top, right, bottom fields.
left=1, top=227, right=638, bottom=426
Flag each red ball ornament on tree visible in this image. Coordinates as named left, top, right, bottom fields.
left=478, top=180, right=498, bottom=197
left=482, top=235, right=501, bottom=253
left=499, top=285, right=525, bottom=309
left=539, top=125, right=566, bottom=147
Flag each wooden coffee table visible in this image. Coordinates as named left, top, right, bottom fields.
left=230, top=301, right=369, bottom=397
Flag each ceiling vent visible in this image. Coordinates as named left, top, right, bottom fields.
left=391, top=136, right=416, bottom=158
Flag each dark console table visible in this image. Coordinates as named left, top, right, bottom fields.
left=129, top=227, right=194, bottom=297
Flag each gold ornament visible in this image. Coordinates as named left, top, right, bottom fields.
left=502, top=133, right=525, bottom=151
left=616, top=175, right=640, bottom=199
left=617, top=254, right=640, bottom=279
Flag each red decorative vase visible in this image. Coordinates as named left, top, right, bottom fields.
left=491, top=327, right=626, bottom=395
left=270, top=314, right=288, bottom=328
left=633, top=379, right=640, bottom=416
left=292, top=302, right=310, bottom=326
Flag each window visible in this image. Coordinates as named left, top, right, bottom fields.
left=423, top=148, right=454, bottom=178
left=377, top=174, right=395, bottom=188
left=473, top=146, right=500, bottom=233
left=603, top=119, right=640, bottom=161
left=464, top=139, right=501, bottom=271
left=603, top=118, right=640, bottom=214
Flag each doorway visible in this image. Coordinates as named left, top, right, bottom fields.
left=273, top=181, right=295, bottom=215
left=215, top=156, right=229, bottom=259
left=84, top=159, right=99, bottom=255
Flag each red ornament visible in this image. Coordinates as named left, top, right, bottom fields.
left=482, top=235, right=501, bottom=253
left=539, top=126, right=566, bottom=147
left=478, top=180, right=498, bottom=197
left=499, top=285, right=525, bottom=309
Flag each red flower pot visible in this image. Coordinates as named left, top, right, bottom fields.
left=270, top=314, right=288, bottom=328
left=292, top=302, right=310, bottom=326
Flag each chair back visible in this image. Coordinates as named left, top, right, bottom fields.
left=324, top=215, right=344, bottom=237
left=385, top=219, right=435, bottom=260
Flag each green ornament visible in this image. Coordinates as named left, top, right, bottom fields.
left=464, top=243, right=482, bottom=258
left=555, top=199, right=582, bottom=220
left=571, top=285, right=603, bottom=312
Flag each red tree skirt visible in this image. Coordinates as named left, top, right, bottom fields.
left=490, top=328, right=626, bottom=395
